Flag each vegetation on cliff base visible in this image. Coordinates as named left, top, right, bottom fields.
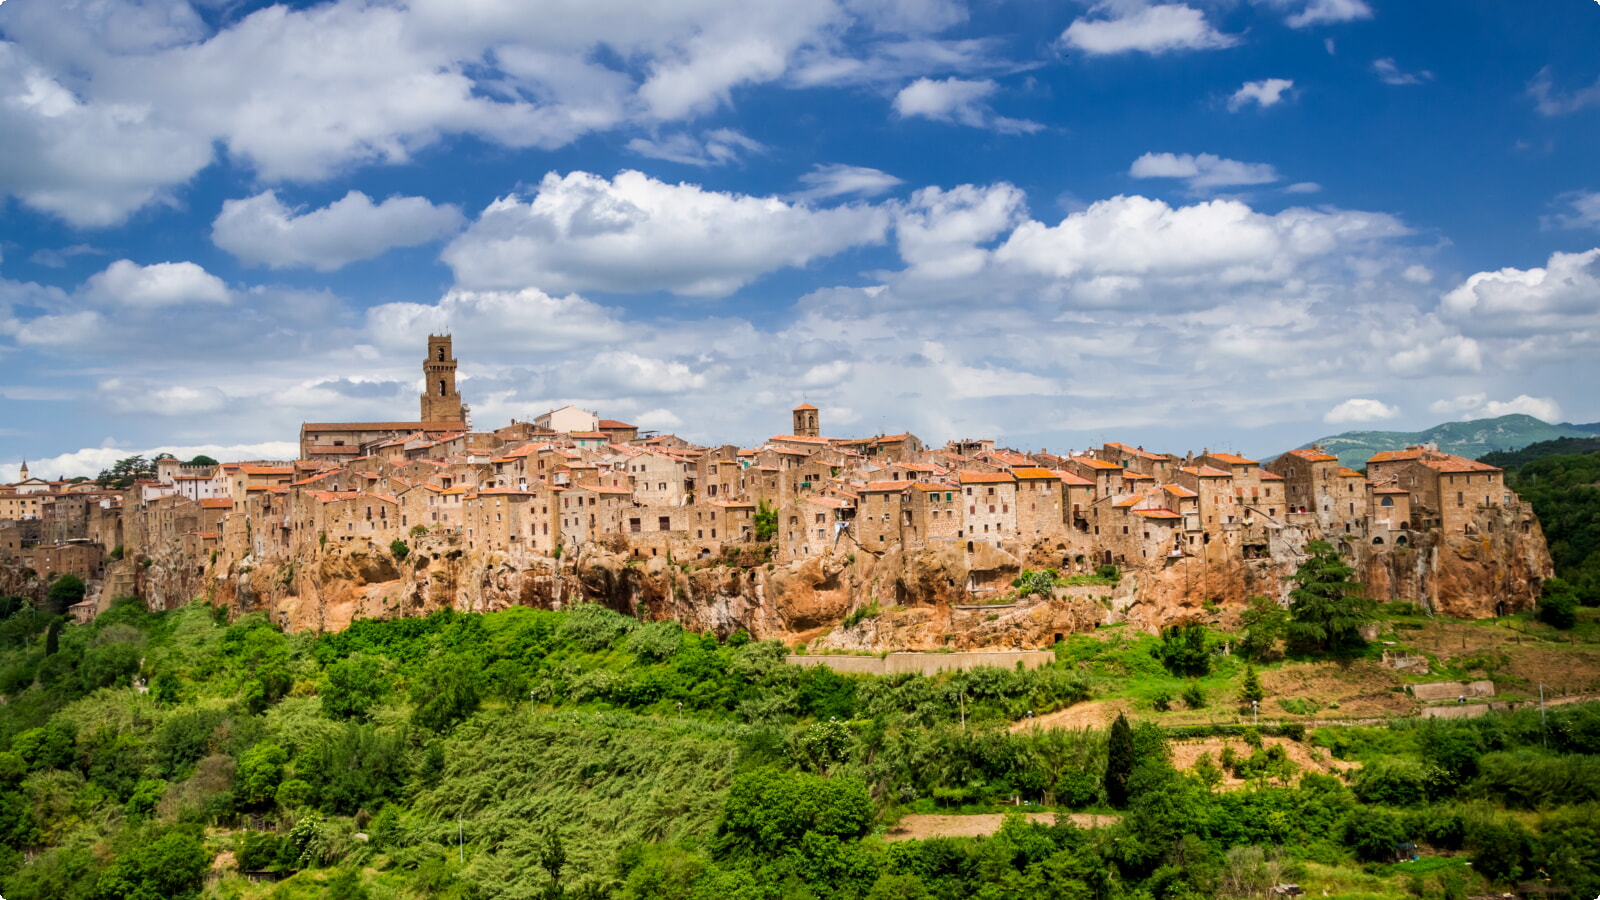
left=0, top=596, right=1597, bottom=899
left=1481, top=442, right=1600, bottom=604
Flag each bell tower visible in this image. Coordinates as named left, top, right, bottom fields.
left=421, top=335, right=466, bottom=424
left=793, top=403, right=819, bottom=438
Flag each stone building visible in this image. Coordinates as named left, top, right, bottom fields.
left=959, top=471, right=1017, bottom=545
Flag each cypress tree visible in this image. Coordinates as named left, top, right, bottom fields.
left=1105, top=712, right=1136, bottom=808
left=1240, top=664, right=1265, bottom=706
left=45, top=617, right=62, bottom=656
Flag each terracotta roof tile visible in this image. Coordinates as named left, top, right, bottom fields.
left=959, top=471, right=1016, bottom=484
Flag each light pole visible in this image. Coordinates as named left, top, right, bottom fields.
left=1251, top=700, right=1258, bottom=727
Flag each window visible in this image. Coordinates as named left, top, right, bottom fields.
left=1381, top=496, right=1394, bottom=507
left=630, top=518, right=641, bottom=532
left=659, top=516, right=671, bottom=531
left=1457, top=491, right=1464, bottom=506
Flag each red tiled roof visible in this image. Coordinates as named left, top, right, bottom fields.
left=1337, top=467, right=1366, bottom=478
left=1162, top=484, right=1199, bottom=498
left=959, top=471, right=1016, bottom=484
left=598, top=419, right=635, bottom=429
left=768, top=433, right=832, bottom=444
left=792, top=403, right=818, bottom=410
left=1285, top=448, right=1339, bottom=463
left=199, top=499, right=234, bottom=509
left=1260, top=471, right=1284, bottom=480
left=1054, top=471, right=1096, bottom=486
left=1010, top=467, right=1059, bottom=480
left=1421, top=456, right=1500, bottom=473
left=1180, top=465, right=1232, bottom=478
left=859, top=481, right=911, bottom=493
left=1205, top=452, right=1258, bottom=465
left=1070, top=456, right=1122, bottom=470
left=1134, top=509, right=1183, bottom=519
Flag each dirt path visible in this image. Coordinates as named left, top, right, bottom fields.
left=884, top=812, right=1121, bottom=842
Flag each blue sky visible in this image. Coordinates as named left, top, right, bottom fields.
left=2, top=0, right=1599, bottom=480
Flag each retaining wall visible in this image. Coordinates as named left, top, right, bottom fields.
left=787, top=650, right=1056, bottom=676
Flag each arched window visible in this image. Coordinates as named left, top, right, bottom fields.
left=1381, top=496, right=1394, bottom=507
left=437, top=347, right=446, bottom=361
left=438, top=380, right=447, bottom=396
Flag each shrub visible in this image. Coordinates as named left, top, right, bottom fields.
left=1012, top=569, right=1059, bottom=597
left=626, top=620, right=685, bottom=662
left=1182, top=683, right=1207, bottom=709
left=389, top=539, right=410, bottom=561
left=235, top=830, right=285, bottom=872
left=558, top=603, right=636, bottom=651
left=1151, top=690, right=1172, bottom=712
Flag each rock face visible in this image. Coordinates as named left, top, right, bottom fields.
left=39, top=497, right=1550, bottom=650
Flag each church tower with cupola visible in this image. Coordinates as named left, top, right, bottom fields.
left=421, top=335, right=466, bottom=424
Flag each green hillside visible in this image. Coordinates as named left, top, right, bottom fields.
left=1299, top=414, right=1598, bottom=470
left=2, top=595, right=1599, bottom=900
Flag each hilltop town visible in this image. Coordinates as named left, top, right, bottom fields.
left=0, top=337, right=1554, bottom=648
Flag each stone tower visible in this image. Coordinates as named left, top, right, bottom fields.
left=420, top=335, right=466, bottom=424
left=793, top=403, right=819, bottom=438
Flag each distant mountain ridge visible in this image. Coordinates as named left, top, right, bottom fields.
left=1297, top=414, right=1600, bottom=470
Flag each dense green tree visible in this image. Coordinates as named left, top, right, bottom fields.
left=1287, top=541, right=1377, bottom=653
left=45, top=574, right=86, bottom=616
left=237, top=742, right=288, bottom=807
left=1105, top=712, right=1136, bottom=808
left=1344, top=807, right=1406, bottom=862
left=323, top=653, right=386, bottom=721
left=410, top=653, right=482, bottom=732
left=1153, top=620, right=1210, bottom=676
left=1239, top=595, right=1289, bottom=660
left=95, top=455, right=157, bottom=490
left=1539, top=577, right=1580, bottom=630
left=184, top=455, right=218, bottom=467
left=93, top=829, right=209, bottom=900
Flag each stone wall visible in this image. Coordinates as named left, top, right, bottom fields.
left=787, top=650, right=1055, bottom=676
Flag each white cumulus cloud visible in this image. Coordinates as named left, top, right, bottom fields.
left=1429, top=394, right=1563, bottom=423
left=212, top=190, right=464, bottom=271
left=1441, top=248, right=1600, bottom=337
left=83, top=259, right=230, bottom=308
left=1256, top=0, right=1373, bottom=29
left=1324, top=397, right=1399, bottom=424
left=1060, top=4, right=1238, bottom=56
left=1129, top=152, right=1280, bottom=191
left=442, top=170, right=891, bottom=297
left=1227, top=78, right=1294, bottom=111
left=892, top=77, right=1041, bottom=133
